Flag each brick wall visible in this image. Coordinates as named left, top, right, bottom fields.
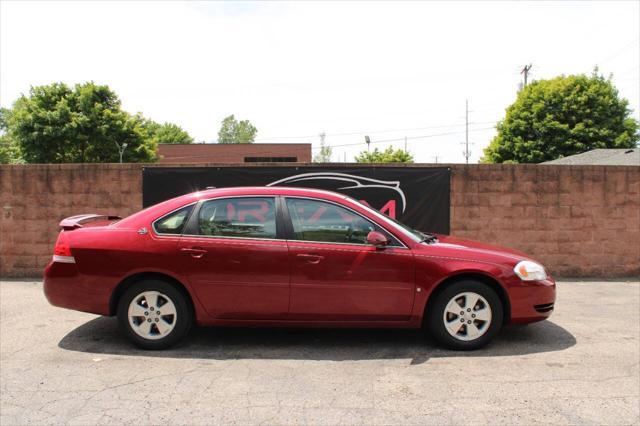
left=450, top=164, right=639, bottom=278
left=1, top=163, right=638, bottom=278
left=0, top=164, right=142, bottom=277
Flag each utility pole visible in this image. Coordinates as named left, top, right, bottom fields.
left=465, top=99, right=469, bottom=163
left=364, top=135, right=371, bottom=152
left=462, top=99, right=471, bottom=164
left=404, top=136, right=407, bottom=152
left=521, top=64, right=533, bottom=87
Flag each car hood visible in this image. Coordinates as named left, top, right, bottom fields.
left=418, top=234, right=535, bottom=266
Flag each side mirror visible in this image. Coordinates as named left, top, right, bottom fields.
left=367, top=230, right=389, bottom=247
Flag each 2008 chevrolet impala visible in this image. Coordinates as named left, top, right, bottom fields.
left=44, top=186, right=555, bottom=350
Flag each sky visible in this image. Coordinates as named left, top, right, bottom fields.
left=1, top=1, right=638, bottom=163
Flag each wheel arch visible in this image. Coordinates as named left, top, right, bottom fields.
left=423, top=272, right=511, bottom=324
left=109, top=271, right=195, bottom=317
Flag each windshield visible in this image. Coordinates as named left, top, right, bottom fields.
left=343, top=197, right=435, bottom=243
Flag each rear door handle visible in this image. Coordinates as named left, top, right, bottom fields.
left=296, top=253, right=324, bottom=264
left=180, top=247, right=207, bottom=258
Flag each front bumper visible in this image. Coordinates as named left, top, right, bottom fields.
left=508, top=277, right=557, bottom=323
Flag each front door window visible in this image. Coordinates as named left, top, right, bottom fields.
left=285, top=198, right=395, bottom=245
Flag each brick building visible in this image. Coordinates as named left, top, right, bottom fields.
left=157, top=143, right=312, bottom=164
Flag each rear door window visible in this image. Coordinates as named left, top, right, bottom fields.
left=153, top=205, right=194, bottom=235
left=196, top=197, right=277, bottom=239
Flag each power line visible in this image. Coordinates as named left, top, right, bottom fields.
left=311, top=126, right=495, bottom=150
left=614, top=65, right=640, bottom=80
left=596, top=38, right=640, bottom=66
left=254, top=121, right=497, bottom=141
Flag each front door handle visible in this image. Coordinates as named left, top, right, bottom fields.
left=180, top=247, right=207, bottom=259
left=296, top=253, right=325, bottom=264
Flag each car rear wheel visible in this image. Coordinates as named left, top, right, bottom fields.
left=117, top=280, right=192, bottom=350
left=427, top=280, right=503, bottom=350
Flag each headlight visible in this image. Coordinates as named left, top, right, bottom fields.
left=514, top=260, right=548, bottom=281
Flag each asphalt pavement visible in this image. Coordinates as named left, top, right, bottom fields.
left=1, top=280, right=638, bottom=425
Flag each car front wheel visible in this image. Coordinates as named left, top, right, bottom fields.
left=427, top=280, right=503, bottom=350
left=117, top=280, right=192, bottom=350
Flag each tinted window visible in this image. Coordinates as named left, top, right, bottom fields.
left=286, top=198, right=380, bottom=245
left=197, top=197, right=277, bottom=239
left=153, top=205, right=193, bottom=235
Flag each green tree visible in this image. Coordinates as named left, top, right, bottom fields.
left=482, top=71, right=639, bottom=163
left=7, top=82, right=157, bottom=163
left=155, top=122, right=193, bottom=144
left=217, top=114, right=257, bottom=144
left=147, top=122, right=194, bottom=145
left=0, top=108, right=23, bottom=164
left=355, top=146, right=414, bottom=163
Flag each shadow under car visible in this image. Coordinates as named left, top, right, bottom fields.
left=58, top=317, right=576, bottom=364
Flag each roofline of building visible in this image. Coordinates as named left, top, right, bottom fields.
left=157, top=142, right=313, bottom=146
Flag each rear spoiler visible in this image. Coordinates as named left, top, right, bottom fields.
left=59, top=214, right=122, bottom=230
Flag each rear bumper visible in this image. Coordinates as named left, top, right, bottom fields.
left=508, top=277, right=557, bottom=324
left=43, top=261, right=111, bottom=316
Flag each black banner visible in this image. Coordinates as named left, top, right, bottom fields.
left=143, top=166, right=451, bottom=234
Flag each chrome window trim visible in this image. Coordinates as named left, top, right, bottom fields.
left=180, top=234, right=285, bottom=243
left=151, top=201, right=198, bottom=237
left=282, top=196, right=409, bottom=249
left=285, top=238, right=408, bottom=249
left=178, top=233, right=406, bottom=249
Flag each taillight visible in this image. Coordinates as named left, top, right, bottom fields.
left=53, top=232, right=75, bottom=263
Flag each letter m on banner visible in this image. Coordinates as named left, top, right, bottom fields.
left=359, top=199, right=397, bottom=219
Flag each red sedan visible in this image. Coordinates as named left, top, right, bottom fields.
left=44, top=186, right=555, bottom=350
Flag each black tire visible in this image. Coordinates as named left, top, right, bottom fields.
left=117, top=279, right=193, bottom=350
left=426, top=280, right=503, bottom=351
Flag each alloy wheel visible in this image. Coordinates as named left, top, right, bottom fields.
left=442, top=291, right=492, bottom=341
left=127, top=291, right=177, bottom=340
